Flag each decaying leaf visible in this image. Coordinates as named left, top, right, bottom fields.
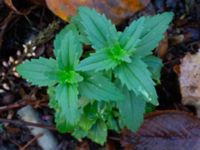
left=45, top=0, right=150, bottom=24
left=122, top=111, right=200, bottom=150
left=179, top=51, right=200, bottom=116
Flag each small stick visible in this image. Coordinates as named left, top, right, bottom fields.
left=4, top=110, right=14, bottom=127
left=9, top=139, right=22, bottom=149
left=0, top=100, right=48, bottom=113
left=20, top=133, right=43, bottom=150
left=109, top=136, right=120, bottom=141
left=0, top=12, right=16, bottom=49
left=0, top=102, right=26, bottom=112
left=0, top=118, right=56, bottom=131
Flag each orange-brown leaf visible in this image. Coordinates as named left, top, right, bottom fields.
left=45, top=0, right=150, bottom=24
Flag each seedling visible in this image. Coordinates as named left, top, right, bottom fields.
left=17, top=7, right=173, bottom=145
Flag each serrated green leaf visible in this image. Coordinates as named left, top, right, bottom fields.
left=76, top=50, right=117, bottom=72
left=145, top=102, right=156, bottom=114
left=79, top=103, right=98, bottom=131
left=55, top=83, right=80, bottom=125
left=134, top=12, right=174, bottom=56
left=143, top=55, right=163, bottom=84
left=57, top=70, right=83, bottom=84
left=72, top=128, right=87, bottom=139
left=79, top=73, right=124, bottom=101
left=117, top=87, right=146, bottom=131
left=76, top=44, right=132, bottom=72
left=47, top=87, right=58, bottom=109
left=88, top=119, right=107, bottom=145
left=71, top=15, right=90, bottom=44
left=108, top=44, right=132, bottom=64
left=107, top=116, right=119, bottom=132
left=55, top=111, right=75, bottom=133
left=16, top=57, right=58, bottom=87
left=114, top=57, right=158, bottom=105
left=47, top=87, right=74, bottom=132
left=55, top=31, right=82, bottom=70
left=119, top=17, right=145, bottom=52
left=78, top=6, right=118, bottom=50
left=54, top=24, right=80, bottom=57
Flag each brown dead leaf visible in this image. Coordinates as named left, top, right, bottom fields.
left=179, top=51, right=200, bottom=116
left=122, top=111, right=200, bottom=150
left=45, top=0, right=150, bottom=24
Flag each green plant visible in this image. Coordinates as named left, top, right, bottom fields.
left=16, top=7, right=173, bottom=145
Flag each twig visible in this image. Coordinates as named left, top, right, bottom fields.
left=20, top=133, right=43, bottom=150
left=0, top=99, right=48, bottom=113
left=0, top=12, right=16, bottom=49
left=0, top=102, right=26, bottom=112
left=9, top=139, right=22, bottom=149
left=0, top=118, right=56, bottom=131
left=109, top=136, right=120, bottom=141
left=4, top=110, right=14, bottom=127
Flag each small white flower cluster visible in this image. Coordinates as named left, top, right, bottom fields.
left=0, top=40, right=38, bottom=92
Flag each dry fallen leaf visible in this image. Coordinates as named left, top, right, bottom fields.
left=122, top=111, right=200, bottom=150
left=45, top=0, right=150, bottom=24
left=179, top=51, right=200, bottom=116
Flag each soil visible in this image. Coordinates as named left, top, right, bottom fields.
left=0, top=0, right=200, bottom=149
